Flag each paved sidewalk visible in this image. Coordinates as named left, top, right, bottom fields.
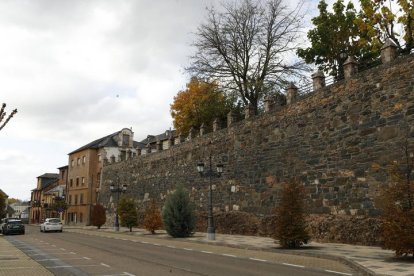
left=65, top=226, right=414, bottom=276
left=0, top=236, right=52, bottom=276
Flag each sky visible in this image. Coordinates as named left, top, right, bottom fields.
left=0, top=0, right=339, bottom=200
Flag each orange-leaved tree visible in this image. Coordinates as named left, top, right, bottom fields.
left=273, top=179, right=310, bottom=248
left=170, top=77, right=232, bottom=135
left=143, top=200, right=163, bottom=234
left=380, top=142, right=414, bottom=257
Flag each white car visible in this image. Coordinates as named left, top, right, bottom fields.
left=40, top=218, right=63, bottom=233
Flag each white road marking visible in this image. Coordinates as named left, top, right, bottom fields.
left=282, top=263, right=305, bottom=268
left=123, top=272, right=135, bottom=276
left=51, top=245, right=56, bottom=247
left=325, top=270, right=353, bottom=276
left=183, top=248, right=193, bottom=251
left=83, top=257, right=91, bottom=260
left=121, top=239, right=128, bottom=241
left=222, top=254, right=237, bottom=258
left=101, top=263, right=111, bottom=267
left=60, top=248, right=66, bottom=251
left=141, top=241, right=148, bottom=244
left=167, top=246, right=176, bottom=249
left=70, top=252, right=76, bottom=254
left=249, top=258, right=267, bottom=262
left=152, top=243, right=160, bottom=246
left=201, top=251, right=213, bottom=254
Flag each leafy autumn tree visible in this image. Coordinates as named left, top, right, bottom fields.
left=357, top=0, right=414, bottom=54
left=171, top=78, right=232, bottom=135
left=162, top=185, right=195, bottom=238
left=187, top=0, right=309, bottom=114
left=273, top=179, right=310, bottom=248
left=7, top=198, right=21, bottom=205
left=49, top=197, right=68, bottom=214
left=0, top=103, right=17, bottom=132
left=297, top=0, right=380, bottom=79
left=143, top=200, right=163, bottom=234
left=118, top=198, right=138, bottom=232
left=0, top=192, right=6, bottom=219
left=91, top=204, right=106, bottom=229
left=380, top=143, right=414, bottom=257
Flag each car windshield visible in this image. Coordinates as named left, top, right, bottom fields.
left=8, top=221, right=22, bottom=225
left=48, top=219, right=60, bottom=223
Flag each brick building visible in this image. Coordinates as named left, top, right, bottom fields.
left=66, top=128, right=138, bottom=225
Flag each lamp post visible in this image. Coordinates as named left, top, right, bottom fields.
left=110, top=181, right=127, bottom=231
left=197, top=156, right=223, bottom=240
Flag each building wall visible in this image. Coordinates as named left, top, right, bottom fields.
left=100, top=54, right=414, bottom=217
left=67, top=149, right=97, bottom=225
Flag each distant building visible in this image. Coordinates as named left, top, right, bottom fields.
left=66, top=128, right=138, bottom=225
left=10, top=202, right=29, bottom=222
left=139, top=129, right=177, bottom=155
left=29, top=173, right=59, bottom=223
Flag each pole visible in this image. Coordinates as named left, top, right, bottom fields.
left=115, top=181, right=120, bottom=232
left=207, top=155, right=215, bottom=240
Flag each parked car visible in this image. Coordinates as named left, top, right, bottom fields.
left=1, top=219, right=25, bottom=235
left=40, top=218, right=63, bottom=233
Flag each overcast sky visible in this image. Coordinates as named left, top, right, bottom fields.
left=0, top=0, right=340, bottom=200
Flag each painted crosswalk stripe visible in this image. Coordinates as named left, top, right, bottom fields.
left=201, top=251, right=213, bottom=254
left=282, top=263, right=305, bottom=268
left=325, top=270, right=352, bottom=276
left=222, top=254, right=237, bottom=258
left=249, top=258, right=267, bottom=262
left=101, top=263, right=111, bottom=267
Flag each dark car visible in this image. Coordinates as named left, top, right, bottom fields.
left=1, top=219, right=25, bottom=235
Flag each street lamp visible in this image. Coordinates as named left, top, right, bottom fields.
left=110, top=181, right=127, bottom=231
left=197, top=156, right=223, bottom=240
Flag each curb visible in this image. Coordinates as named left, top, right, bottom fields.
left=64, top=227, right=375, bottom=276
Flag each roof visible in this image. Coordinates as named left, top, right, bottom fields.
left=37, top=173, right=59, bottom=179
left=140, top=130, right=176, bottom=145
left=69, top=130, right=140, bottom=155
left=69, top=131, right=120, bottom=155
left=57, top=165, right=68, bottom=169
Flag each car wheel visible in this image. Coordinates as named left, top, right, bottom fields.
left=59, top=230, right=63, bottom=233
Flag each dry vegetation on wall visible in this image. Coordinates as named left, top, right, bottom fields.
left=196, top=211, right=383, bottom=246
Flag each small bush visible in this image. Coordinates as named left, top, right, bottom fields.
left=91, top=204, right=106, bottom=229
left=144, top=200, right=163, bottom=234
left=162, top=185, right=195, bottom=238
left=273, top=179, right=310, bottom=248
left=118, top=198, right=138, bottom=232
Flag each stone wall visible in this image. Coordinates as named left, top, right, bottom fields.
left=100, top=54, right=414, bottom=219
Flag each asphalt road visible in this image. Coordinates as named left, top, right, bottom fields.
left=4, top=225, right=355, bottom=276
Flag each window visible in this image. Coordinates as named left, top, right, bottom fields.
left=79, top=213, right=83, bottom=223
left=77, top=158, right=80, bottom=165
left=83, top=156, right=86, bottom=164
left=97, top=173, right=101, bottom=187
left=81, top=177, right=85, bottom=186
left=69, top=179, right=73, bottom=187
left=98, top=154, right=102, bottom=162
left=80, top=193, right=83, bottom=204
left=74, top=195, right=78, bottom=205
left=122, top=134, right=129, bottom=146
left=76, top=177, right=79, bottom=187
left=71, top=160, right=74, bottom=167
left=69, top=195, right=72, bottom=204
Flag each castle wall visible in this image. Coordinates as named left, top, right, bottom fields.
left=100, top=54, right=414, bottom=217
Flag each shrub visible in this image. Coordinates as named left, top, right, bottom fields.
left=118, top=198, right=138, bottom=232
left=144, top=200, right=163, bottom=234
left=273, top=179, right=310, bottom=248
left=380, top=155, right=414, bottom=257
left=91, top=204, right=106, bottom=229
left=162, top=185, right=195, bottom=238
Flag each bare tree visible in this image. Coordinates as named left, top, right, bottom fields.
left=0, top=103, right=17, bottom=132
left=187, top=0, right=308, bottom=114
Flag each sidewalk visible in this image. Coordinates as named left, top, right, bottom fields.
left=64, top=226, right=414, bottom=276
left=0, top=236, right=52, bottom=276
